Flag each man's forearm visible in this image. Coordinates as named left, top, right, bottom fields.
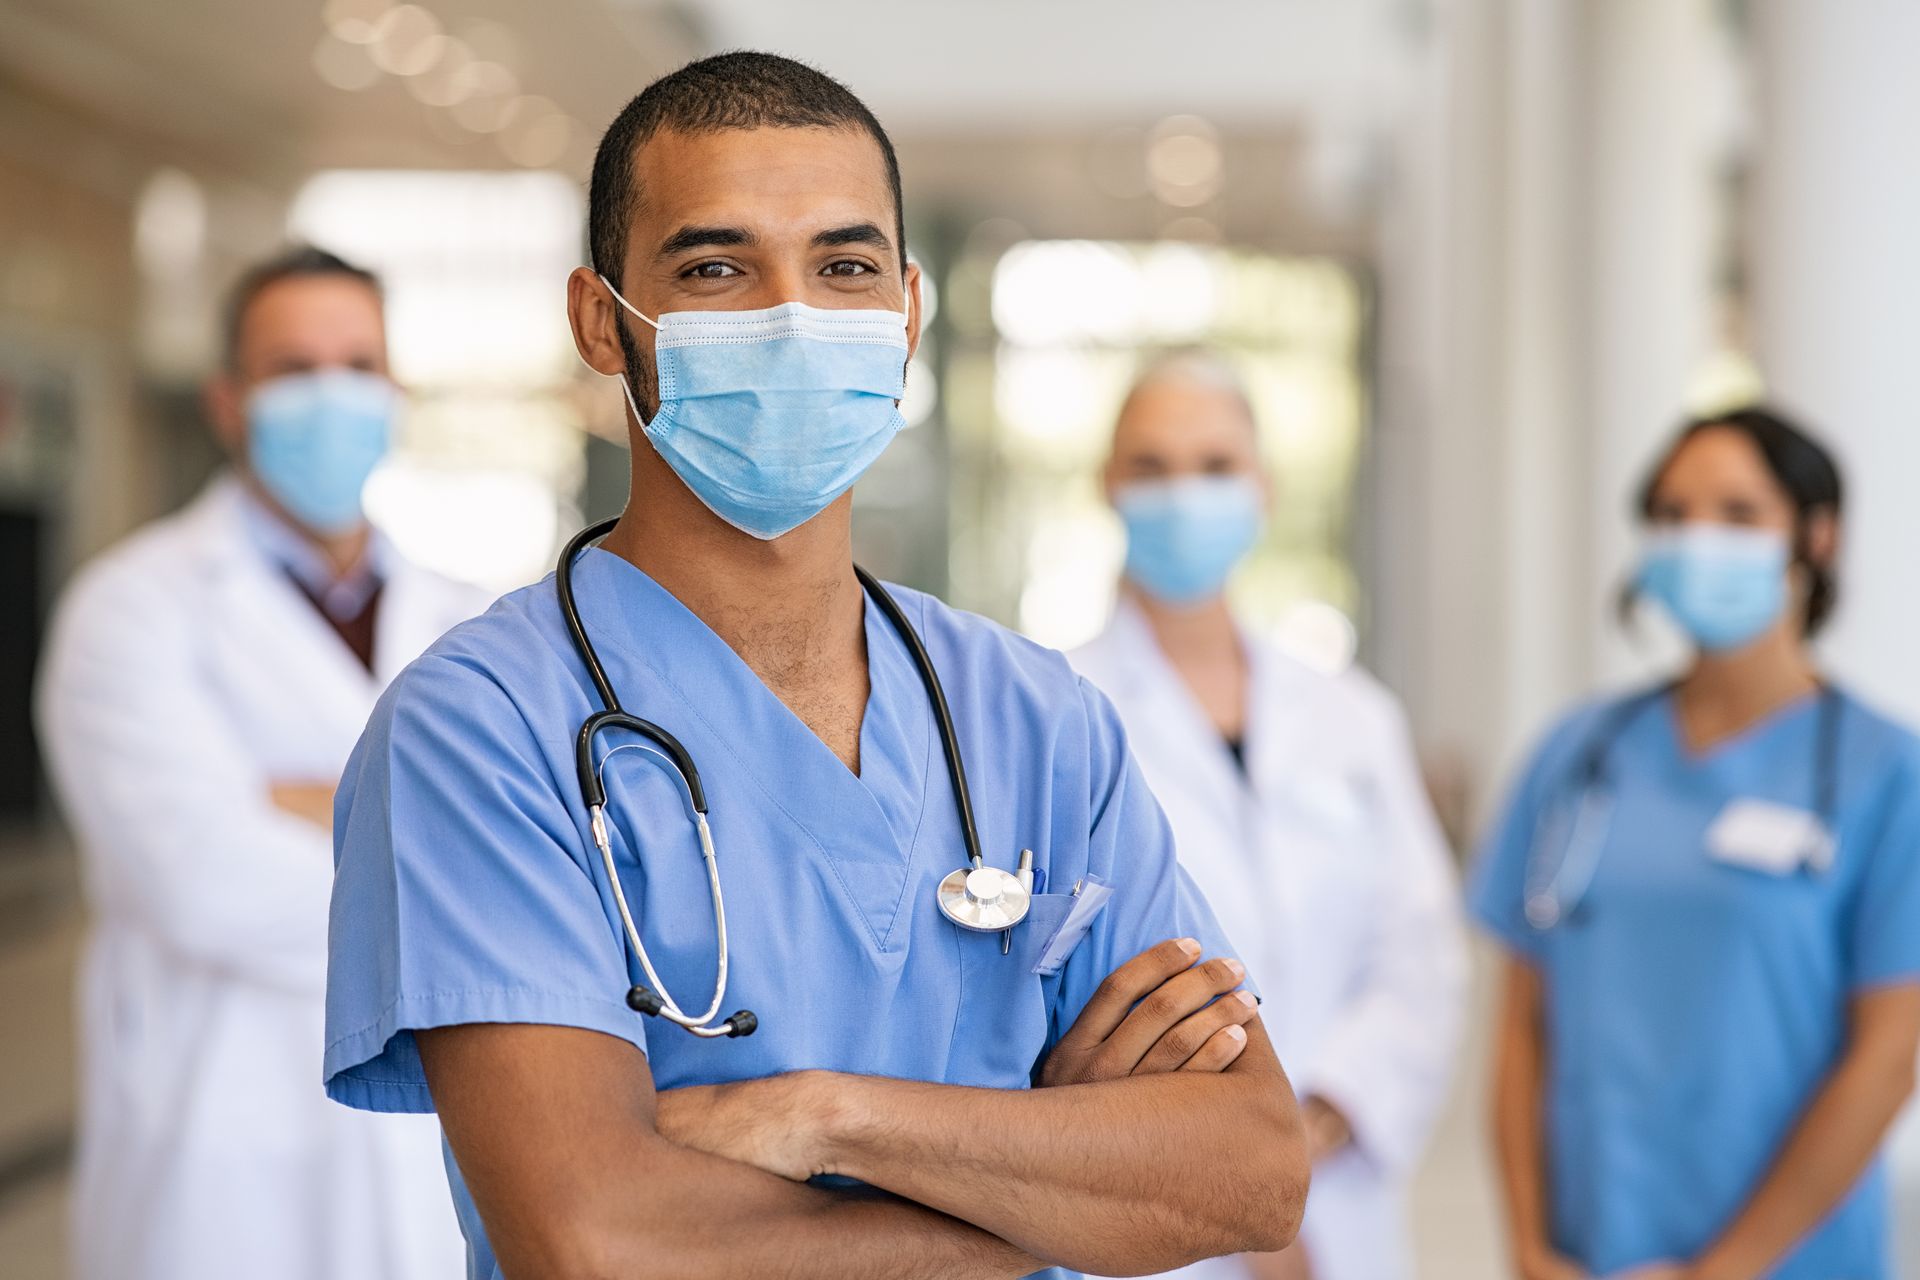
left=421, top=1023, right=1038, bottom=1280
left=493, top=1127, right=1039, bottom=1280
left=620, top=1159, right=1035, bottom=1280
left=809, top=1049, right=1304, bottom=1275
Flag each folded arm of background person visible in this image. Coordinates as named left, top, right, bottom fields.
left=658, top=1006, right=1306, bottom=1275
left=1295, top=689, right=1469, bottom=1169
left=421, top=940, right=1275, bottom=1280
left=36, top=555, right=336, bottom=993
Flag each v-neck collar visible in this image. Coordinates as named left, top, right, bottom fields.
left=576, top=549, right=933, bottom=950
left=1108, top=600, right=1254, bottom=799
left=1659, top=687, right=1823, bottom=769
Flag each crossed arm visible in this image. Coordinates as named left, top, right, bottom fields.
left=421, top=941, right=1309, bottom=1279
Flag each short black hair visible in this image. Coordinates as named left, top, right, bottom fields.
left=587, top=51, right=905, bottom=285
left=1636, top=404, right=1846, bottom=635
left=223, top=245, right=381, bottom=370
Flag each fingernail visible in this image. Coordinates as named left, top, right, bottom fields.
left=1225, top=958, right=1245, bottom=979
left=1177, top=938, right=1201, bottom=958
left=1224, top=1024, right=1247, bottom=1042
left=1234, top=989, right=1258, bottom=1008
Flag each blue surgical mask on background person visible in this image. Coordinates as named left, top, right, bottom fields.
left=601, top=277, right=910, bottom=540
left=1116, top=474, right=1263, bottom=606
left=246, top=368, right=397, bottom=534
left=1635, top=522, right=1792, bottom=651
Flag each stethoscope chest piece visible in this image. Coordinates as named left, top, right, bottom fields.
left=1524, top=893, right=1563, bottom=931
left=937, top=864, right=1031, bottom=931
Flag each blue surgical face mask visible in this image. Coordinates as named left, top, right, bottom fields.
left=1116, top=474, right=1263, bottom=606
left=246, top=368, right=397, bottom=535
left=1636, top=523, right=1792, bottom=651
left=601, top=277, right=910, bottom=540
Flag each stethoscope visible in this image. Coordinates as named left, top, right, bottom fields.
left=1523, top=681, right=1843, bottom=930
left=555, top=519, right=1036, bottom=1039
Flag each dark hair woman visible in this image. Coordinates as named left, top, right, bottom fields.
left=1470, top=406, right=1920, bottom=1280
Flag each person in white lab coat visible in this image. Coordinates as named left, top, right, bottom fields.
left=37, top=247, right=486, bottom=1280
left=1071, top=352, right=1467, bottom=1280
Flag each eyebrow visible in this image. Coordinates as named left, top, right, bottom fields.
left=812, top=222, right=892, bottom=252
left=656, top=225, right=757, bottom=258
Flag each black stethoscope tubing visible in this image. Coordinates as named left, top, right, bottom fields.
left=1530, top=679, right=1844, bottom=929
left=1571, top=679, right=1841, bottom=819
left=555, top=518, right=991, bottom=1033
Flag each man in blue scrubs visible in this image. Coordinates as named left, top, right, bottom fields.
left=324, top=52, right=1308, bottom=1280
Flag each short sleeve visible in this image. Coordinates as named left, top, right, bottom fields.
left=324, top=655, right=646, bottom=1113
left=1046, top=678, right=1251, bottom=1042
left=1847, top=752, right=1920, bottom=990
left=1466, top=723, right=1580, bottom=962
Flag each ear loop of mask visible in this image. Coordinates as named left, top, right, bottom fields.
left=594, top=275, right=661, bottom=427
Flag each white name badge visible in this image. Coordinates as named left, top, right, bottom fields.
left=1705, top=799, right=1835, bottom=875
left=1031, top=876, right=1115, bottom=976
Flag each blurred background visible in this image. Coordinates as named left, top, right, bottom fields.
left=3, top=0, right=1919, bottom=1274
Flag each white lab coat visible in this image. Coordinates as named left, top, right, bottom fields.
left=37, top=475, right=488, bottom=1280
left=1071, top=603, right=1466, bottom=1280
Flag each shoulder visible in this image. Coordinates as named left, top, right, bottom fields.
left=888, top=583, right=1086, bottom=701
left=883, top=583, right=1123, bottom=758
left=386, top=548, right=497, bottom=618
left=1064, top=620, right=1128, bottom=687
left=1828, top=687, right=1920, bottom=790
left=372, top=577, right=574, bottom=737
left=1505, top=686, right=1662, bottom=793
left=1258, top=639, right=1406, bottom=734
left=48, top=500, right=223, bottom=643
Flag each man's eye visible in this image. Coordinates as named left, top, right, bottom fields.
left=823, top=260, right=874, bottom=277
left=685, top=262, right=739, bottom=279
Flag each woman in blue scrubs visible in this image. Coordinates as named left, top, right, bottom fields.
left=1471, top=407, right=1920, bottom=1280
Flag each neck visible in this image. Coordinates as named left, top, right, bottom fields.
left=309, top=526, right=372, bottom=580
left=1124, top=582, right=1249, bottom=739
left=601, top=465, right=863, bottom=671
left=244, top=474, right=370, bottom=580
left=1675, top=621, right=1820, bottom=742
left=1128, top=582, right=1238, bottom=656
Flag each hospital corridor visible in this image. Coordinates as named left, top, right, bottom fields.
left=5, top=2, right=1920, bottom=1278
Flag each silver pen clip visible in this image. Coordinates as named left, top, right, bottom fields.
left=1002, top=848, right=1035, bottom=955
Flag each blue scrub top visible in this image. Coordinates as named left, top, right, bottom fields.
left=324, top=550, right=1245, bottom=1280
left=1470, top=686, right=1920, bottom=1279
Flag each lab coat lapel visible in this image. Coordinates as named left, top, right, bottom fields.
left=1241, top=639, right=1322, bottom=812
left=188, top=479, right=384, bottom=749
left=374, top=557, right=462, bottom=684
left=1101, top=601, right=1247, bottom=822
left=1076, top=605, right=1288, bottom=1018
left=579, top=551, right=927, bottom=953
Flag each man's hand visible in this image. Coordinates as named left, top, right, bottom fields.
left=1040, top=937, right=1256, bottom=1086
left=1244, top=1242, right=1315, bottom=1280
left=1301, top=1096, right=1353, bottom=1161
left=1516, top=1242, right=1591, bottom=1280
left=659, top=939, right=1262, bottom=1179
left=269, top=780, right=336, bottom=831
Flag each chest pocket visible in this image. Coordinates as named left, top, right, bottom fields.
left=948, top=892, right=1080, bottom=1088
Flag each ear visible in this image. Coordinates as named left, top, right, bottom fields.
left=1802, top=506, right=1840, bottom=572
left=567, top=267, right=632, bottom=378
left=1098, top=453, right=1124, bottom=508
left=205, top=371, right=247, bottom=459
left=903, top=261, right=924, bottom=361
left=1254, top=464, right=1276, bottom=518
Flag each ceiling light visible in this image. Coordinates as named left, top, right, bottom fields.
left=312, top=31, right=382, bottom=91
left=370, top=4, right=445, bottom=77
